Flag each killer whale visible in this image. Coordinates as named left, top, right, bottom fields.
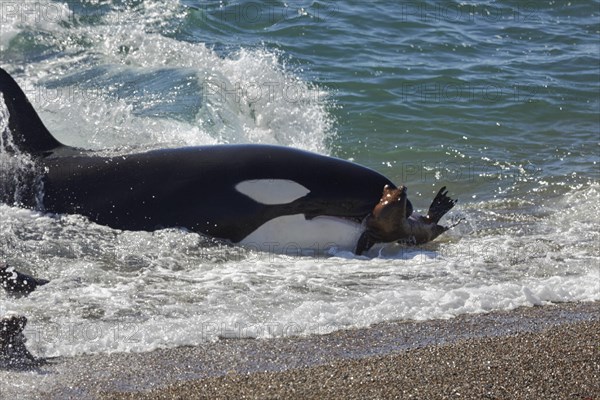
left=0, top=67, right=456, bottom=254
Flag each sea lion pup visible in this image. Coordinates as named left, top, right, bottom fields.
left=0, top=261, right=49, bottom=297
left=0, top=313, right=38, bottom=367
left=355, top=186, right=458, bottom=255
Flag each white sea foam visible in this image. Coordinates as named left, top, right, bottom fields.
left=0, top=183, right=596, bottom=357
left=5, top=1, right=333, bottom=154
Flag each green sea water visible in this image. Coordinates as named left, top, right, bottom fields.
left=183, top=1, right=599, bottom=200
left=2, top=1, right=598, bottom=202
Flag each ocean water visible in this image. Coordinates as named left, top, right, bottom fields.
left=0, top=0, right=598, bottom=358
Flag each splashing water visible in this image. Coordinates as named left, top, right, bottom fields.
left=0, top=0, right=598, bottom=359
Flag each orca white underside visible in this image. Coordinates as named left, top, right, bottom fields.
left=239, top=214, right=364, bottom=255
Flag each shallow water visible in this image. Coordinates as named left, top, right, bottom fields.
left=0, top=0, right=598, bottom=357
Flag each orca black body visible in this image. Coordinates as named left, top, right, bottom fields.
left=41, top=145, right=398, bottom=243
left=1, top=67, right=457, bottom=254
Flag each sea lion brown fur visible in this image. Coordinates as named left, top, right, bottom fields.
left=355, top=185, right=458, bottom=255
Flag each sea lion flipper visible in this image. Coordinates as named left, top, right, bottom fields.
left=355, top=231, right=375, bottom=255
left=426, top=186, right=457, bottom=224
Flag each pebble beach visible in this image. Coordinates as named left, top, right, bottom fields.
left=122, top=319, right=599, bottom=400
left=1, top=302, right=597, bottom=399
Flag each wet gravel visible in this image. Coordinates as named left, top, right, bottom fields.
left=1, top=302, right=598, bottom=399
left=109, top=319, right=600, bottom=400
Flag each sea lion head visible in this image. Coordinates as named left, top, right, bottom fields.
left=373, top=185, right=412, bottom=218
left=367, top=185, right=411, bottom=238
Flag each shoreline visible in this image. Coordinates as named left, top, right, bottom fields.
left=115, top=318, right=600, bottom=400
left=0, top=301, right=598, bottom=399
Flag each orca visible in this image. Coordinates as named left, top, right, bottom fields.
left=1, top=261, right=49, bottom=297
left=0, top=67, right=457, bottom=255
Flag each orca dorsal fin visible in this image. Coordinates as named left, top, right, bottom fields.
left=0, top=67, right=64, bottom=155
